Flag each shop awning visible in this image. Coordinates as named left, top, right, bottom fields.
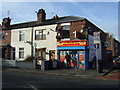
left=57, top=46, right=86, bottom=50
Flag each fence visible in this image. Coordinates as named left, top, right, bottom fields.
left=2, top=59, right=59, bottom=70
left=2, top=59, right=16, bottom=67
left=16, top=61, right=34, bottom=69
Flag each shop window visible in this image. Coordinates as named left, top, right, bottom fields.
left=19, top=31, right=25, bottom=41
left=35, top=29, right=46, bottom=40
left=60, top=51, right=66, bottom=55
left=19, top=48, right=24, bottom=59
left=61, top=25, right=70, bottom=39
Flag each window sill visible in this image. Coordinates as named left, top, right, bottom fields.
left=35, top=39, right=46, bottom=40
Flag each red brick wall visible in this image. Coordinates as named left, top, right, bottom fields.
left=0, top=30, right=11, bottom=44
left=85, top=20, right=108, bottom=65
left=70, top=20, right=85, bottom=40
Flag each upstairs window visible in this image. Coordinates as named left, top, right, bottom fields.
left=0, top=32, right=5, bottom=40
left=19, top=31, right=25, bottom=41
left=35, top=29, right=46, bottom=40
left=61, top=25, right=70, bottom=39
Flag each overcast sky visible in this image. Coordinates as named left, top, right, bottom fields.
left=0, top=1, right=119, bottom=40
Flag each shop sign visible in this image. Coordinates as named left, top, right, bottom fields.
left=57, top=40, right=87, bottom=47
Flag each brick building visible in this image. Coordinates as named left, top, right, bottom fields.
left=105, top=33, right=120, bottom=64
left=56, top=17, right=107, bottom=69
left=0, top=17, right=12, bottom=60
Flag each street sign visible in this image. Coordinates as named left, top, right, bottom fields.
left=93, top=32, right=100, bottom=44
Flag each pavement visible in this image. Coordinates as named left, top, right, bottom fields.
left=2, top=65, right=114, bottom=79
left=97, top=69, right=120, bottom=80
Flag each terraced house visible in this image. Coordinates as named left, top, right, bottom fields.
left=11, top=9, right=58, bottom=67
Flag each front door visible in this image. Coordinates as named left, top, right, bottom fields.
left=35, top=48, right=46, bottom=65
left=49, top=50, right=55, bottom=60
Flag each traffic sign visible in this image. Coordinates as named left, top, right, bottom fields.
left=93, top=32, right=100, bottom=44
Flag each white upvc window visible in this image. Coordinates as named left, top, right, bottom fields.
left=19, top=31, right=25, bottom=41
left=19, top=48, right=24, bottom=59
left=35, top=29, right=46, bottom=40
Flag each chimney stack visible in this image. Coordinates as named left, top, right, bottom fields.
left=37, top=9, right=46, bottom=23
left=2, top=17, right=11, bottom=28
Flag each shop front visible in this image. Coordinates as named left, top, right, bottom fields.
left=57, top=40, right=89, bottom=70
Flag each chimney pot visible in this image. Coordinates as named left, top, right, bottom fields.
left=37, top=9, right=46, bottom=23
left=2, top=17, right=11, bottom=28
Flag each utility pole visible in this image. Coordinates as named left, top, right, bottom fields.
left=31, top=27, right=34, bottom=57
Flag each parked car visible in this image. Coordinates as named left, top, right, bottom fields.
left=113, top=56, right=120, bottom=68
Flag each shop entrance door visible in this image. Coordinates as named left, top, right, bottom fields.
left=68, top=50, right=78, bottom=68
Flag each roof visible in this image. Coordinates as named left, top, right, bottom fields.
left=0, top=44, right=11, bottom=47
left=3, top=16, right=85, bottom=30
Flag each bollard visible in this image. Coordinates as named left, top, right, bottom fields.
left=98, top=60, right=103, bottom=73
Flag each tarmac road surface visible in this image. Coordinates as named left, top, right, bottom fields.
left=2, top=68, right=119, bottom=89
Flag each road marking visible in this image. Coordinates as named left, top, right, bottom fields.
left=28, top=84, right=38, bottom=90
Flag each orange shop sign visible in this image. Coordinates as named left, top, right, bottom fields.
left=57, top=40, right=87, bottom=47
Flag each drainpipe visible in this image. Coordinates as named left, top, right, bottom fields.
left=31, top=27, right=34, bottom=57
left=31, top=27, right=36, bottom=69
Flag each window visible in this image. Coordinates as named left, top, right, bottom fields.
left=19, top=48, right=24, bottom=59
left=19, top=31, right=25, bottom=41
left=12, top=48, right=16, bottom=60
left=0, top=32, right=5, bottom=40
left=35, top=29, right=46, bottom=40
left=61, top=25, right=70, bottom=39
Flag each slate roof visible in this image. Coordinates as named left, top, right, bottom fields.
left=4, top=16, right=85, bottom=30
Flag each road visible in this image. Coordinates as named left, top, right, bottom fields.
left=2, top=69, right=119, bottom=89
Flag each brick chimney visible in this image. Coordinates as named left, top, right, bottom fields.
left=37, top=9, right=46, bottom=23
left=2, top=17, right=11, bottom=28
